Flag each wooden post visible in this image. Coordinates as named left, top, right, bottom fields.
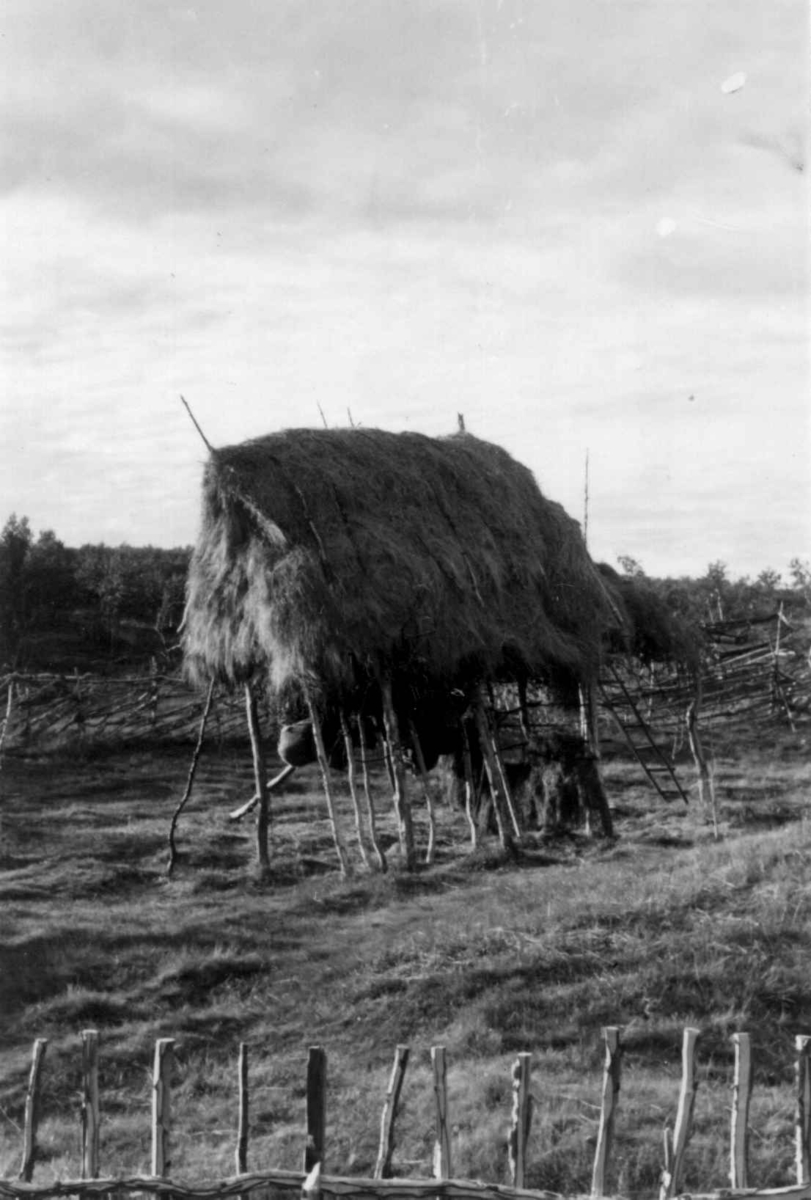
left=339, top=710, right=370, bottom=869
left=591, top=1027, right=621, bottom=1197
left=18, top=1038, right=48, bottom=1182
left=730, top=1032, right=753, bottom=1188
left=304, top=690, right=351, bottom=877
left=381, top=679, right=415, bottom=871
left=245, top=681, right=271, bottom=878
left=473, top=699, right=514, bottom=853
left=151, top=1038, right=175, bottom=1177
left=508, top=1053, right=532, bottom=1189
left=461, top=720, right=479, bottom=851
left=374, top=1044, right=410, bottom=1179
left=167, top=678, right=215, bottom=875
left=580, top=681, right=614, bottom=839
left=659, top=1027, right=700, bottom=1199
left=796, top=1035, right=811, bottom=1184
left=302, top=1162, right=322, bottom=1200
left=358, top=716, right=387, bottom=872
left=431, top=1046, right=452, bottom=1182
left=686, top=673, right=712, bottom=817
left=235, top=1042, right=249, bottom=1174
left=303, top=1046, right=327, bottom=1173
left=408, top=718, right=437, bottom=866
left=81, top=1030, right=100, bottom=1179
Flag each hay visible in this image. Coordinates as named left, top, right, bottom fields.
left=183, top=428, right=617, bottom=700
left=596, top=563, right=702, bottom=668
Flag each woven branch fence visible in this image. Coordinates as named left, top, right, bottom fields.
left=4, top=1029, right=811, bottom=1200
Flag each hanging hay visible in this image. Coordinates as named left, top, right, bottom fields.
left=596, top=563, right=703, bottom=669
left=183, top=428, right=618, bottom=701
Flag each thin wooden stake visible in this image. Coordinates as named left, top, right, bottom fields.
left=235, top=1043, right=249, bottom=1174
left=591, top=1027, right=621, bottom=1197
left=358, top=716, right=387, bottom=872
left=340, top=710, right=370, bottom=869
left=659, top=1027, right=700, bottom=1199
left=730, top=1032, right=753, bottom=1188
left=461, top=718, right=479, bottom=850
left=508, top=1053, right=533, bottom=1189
left=303, top=1047, right=327, bottom=1173
left=796, top=1035, right=811, bottom=1185
left=245, top=682, right=271, bottom=878
left=473, top=700, right=514, bottom=853
left=381, top=679, right=415, bottom=870
left=151, top=1039, right=175, bottom=1178
left=302, top=1163, right=322, bottom=1200
left=0, top=674, right=15, bottom=770
left=81, top=1030, right=100, bottom=1180
left=18, top=1038, right=48, bottom=1182
left=408, top=718, right=437, bottom=865
left=431, top=1046, right=452, bottom=1182
left=167, top=679, right=215, bottom=875
left=374, top=1045, right=410, bottom=1179
left=304, top=691, right=351, bottom=877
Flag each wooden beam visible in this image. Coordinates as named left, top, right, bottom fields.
left=18, top=1038, right=48, bottom=1182
left=81, top=1030, right=100, bottom=1180
left=730, top=1032, right=753, bottom=1188
left=303, top=1047, right=327, bottom=1174
left=591, top=1027, right=621, bottom=1197
left=374, top=1045, right=410, bottom=1179
left=151, top=1039, right=175, bottom=1178
left=507, top=1054, right=532, bottom=1190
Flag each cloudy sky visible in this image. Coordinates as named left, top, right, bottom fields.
left=1, top=0, right=808, bottom=579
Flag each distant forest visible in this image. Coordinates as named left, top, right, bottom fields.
left=1, top=512, right=809, bottom=672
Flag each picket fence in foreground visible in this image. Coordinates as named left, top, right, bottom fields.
left=3, top=1028, right=811, bottom=1200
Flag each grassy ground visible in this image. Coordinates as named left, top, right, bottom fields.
left=1, top=722, right=810, bottom=1196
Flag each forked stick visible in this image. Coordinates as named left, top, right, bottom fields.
left=228, top=764, right=296, bottom=821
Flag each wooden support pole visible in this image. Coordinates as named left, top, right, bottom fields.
left=245, top=682, right=271, bottom=878
left=339, top=710, right=370, bottom=869
left=374, top=1045, right=410, bottom=1180
left=380, top=679, right=415, bottom=871
left=18, top=1038, right=48, bottom=1182
left=796, top=1035, right=811, bottom=1185
left=81, top=1030, right=100, bottom=1180
left=473, top=700, right=514, bottom=854
left=408, top=718, right=437, bottom=866
left=304, top=691, right=351, bottom=877
left=431, top=1047, right=452, bottom=1182
left=358, top=717, right=387, bottom=872
left=659, top=1027, right=700, bottom=1199
left=167, top=679, right=215, bottom=875
left=235, top=1043, right=249, bottom=1175
left=151, top=1039, right=175, bottom=1178
left=508, top=1054, right=532, bottom=1189
left=516, top=679, right=532, bottom=747
left=730, top=1032, right=753, bottom=1188
left=591, top=1027, right=621, bottom=1198
left=460, top=720, right=479, bottom=851
left=303, top=1047, right=327, bottom=1174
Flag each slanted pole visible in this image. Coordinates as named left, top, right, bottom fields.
left=339, top=710, right=370, bottom=869
left=381, top=679, right=415, bottom=870
left=796, top=1035, right=811, bottom=1185
left=660, top=1027, right=700, bottom=1199
left=358, top=716, right=387, bottom=872
left=730, top=1032, right=752, bottom=1188
left=592, top=1027, right=621, bottom=1197
left=244, top=681, right=271, bottom=877
left=474, top=697, right=514, bottom=853
left=19, top=1038, right=48, bottom=1182
left=461, top=719, right=479, bottom=850
left=304, top=689, right=351, bottom=877
left=375, top=1044, right=410, bottom=1179
left=408, top=718, right=437, bottom=865
left=81, top=1030, right=100, bottom=1179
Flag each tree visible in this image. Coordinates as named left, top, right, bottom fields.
left=0, top=514, right=33, bottom=664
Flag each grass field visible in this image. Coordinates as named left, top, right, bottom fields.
left=1, top=721, right=810, bottom=1196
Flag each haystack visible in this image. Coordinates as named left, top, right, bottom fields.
left=596, top=563, right=702, bottom=670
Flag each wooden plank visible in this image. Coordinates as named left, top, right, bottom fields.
left=18, top=1038, right=48, bottom=1182
left=235, top=1043, right=249, bottom=1175
left=730, top=1032, right=753, bottom=1188
left=431, top=1047, right=452, bottom=1182
left=507, top=1054, right=532, bottom=1189
left=659, top=1027, right=700, bottom=1199
left=797, top=1035, right=811, bottom=1185
left=151, top=1039, right=175, bottom=1178
left=81, top=1030, right=100, bottom=1179
left=374, top=1045, right=410, bottom=1180
left=591, top=1027, right=621, bottom=1197
left=303, top=1047, right=327, bottom=1173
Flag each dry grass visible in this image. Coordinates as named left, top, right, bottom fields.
left=1, top=724, right=810, bottom=1195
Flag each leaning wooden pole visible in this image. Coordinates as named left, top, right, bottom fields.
left=375, top=1045, right=410, bottom=1179
left=380, top=679, right=415, bottom=871
left=167, top=679, right=215, bottom=875
left=660, top=1027, right=700, bottom=1199
left=245, top=682, right=271, bottom=878
left=304, top=689, right=351, bottom=877
left=339, top=710, right=370, bottom=869
left=18, top=1039, right=48, bottom=1182
left=408, top=718, right=437, bottom=866
left=473, top=697, right=514, bottom=854
left=358, top=717, right=387, bottom=872
left=591, top=1027, right=621, bottom=1197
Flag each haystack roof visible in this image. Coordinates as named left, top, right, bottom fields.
left=183, top=427, right=617, bottom=699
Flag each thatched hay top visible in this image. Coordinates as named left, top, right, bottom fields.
left=596, top=563, right=703, bottom=669
left=183, top=427, right=617, bottom=698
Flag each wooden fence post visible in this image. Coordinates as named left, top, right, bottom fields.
left=659, top=1027, right=700, bottom=1199
left=235, top=1042, right=249, bottom=1174
left=151, top=1038, right=175, bottom=1177
left=730, top=1032, right=753, bottom=1188
left=81, top=1030, right=100, bottom=1179
left=303, top=1046, right=327, bottom=1173
left=591, top=1027, right=621, bottom=1197
left=797, top=1034, right=811, bottom=1185
left=508, top=1053, right=533, bottom=1189
left=375, top=1045, right=410, bottom=1179
left=18, top=1038, right=48, bottom=1182
left=431, top=1046, right=452, bottom=1182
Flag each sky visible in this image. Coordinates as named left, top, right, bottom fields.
left=1, top=0, right=808, bottom=580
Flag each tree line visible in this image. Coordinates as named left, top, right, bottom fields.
left=1, top=512, right=809, bottom=671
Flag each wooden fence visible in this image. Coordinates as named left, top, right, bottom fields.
left=3, top=1029, right=811, bottom=1200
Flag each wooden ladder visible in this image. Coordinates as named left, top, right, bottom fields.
left=599, top=663, right=690, bottom=804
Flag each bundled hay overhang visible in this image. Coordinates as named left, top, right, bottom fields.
left=183, top=428, right=617, bottom=700
left=596, top=562, right=703, bottom=670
